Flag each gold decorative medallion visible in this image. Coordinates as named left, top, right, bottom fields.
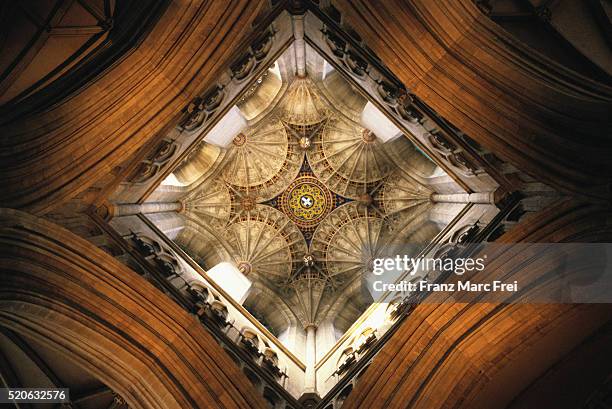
left=280, top=176, right=333, bottom=228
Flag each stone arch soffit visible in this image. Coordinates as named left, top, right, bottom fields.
left=180, top=215, right=236, bottom=262
left=0, top=208, right=267, bottom=409
left=243, top=281, right=299, bottom=334
left=318, top=275, right=372, bottom=325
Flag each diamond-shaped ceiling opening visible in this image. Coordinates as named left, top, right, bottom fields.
left=145, top=40, right=462, bottom=358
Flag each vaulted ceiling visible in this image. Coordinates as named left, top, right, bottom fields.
left=156, top=44, right=447, bottom=337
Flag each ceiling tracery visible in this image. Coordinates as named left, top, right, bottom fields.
left=310, top=202, right=390, bottom=287
left=221, top=120, right=303, bottom=201
left=280, top=78, right=330, bottom=125
left=306, top=116, right=395, bottom=198
left=177, top=64, right=442, bottom=330
left=184, top=180, right=232, bottom=228
left=224, top=205, right=308, bottom=285
left=377, top=169, right=433, bottom=216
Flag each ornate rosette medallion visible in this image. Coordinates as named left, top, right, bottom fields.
left=280, top=175, right=333, bottom=228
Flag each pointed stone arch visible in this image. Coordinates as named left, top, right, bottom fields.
left=0, top=209, right=267, bottom=409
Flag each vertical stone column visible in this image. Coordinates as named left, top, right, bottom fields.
left=112, top=202, right=182, bottom=217
left=431, top=192, right=496, bottom=204
left=292, top=14, right=306, bottom=77
left=304, top=324, right=317, bottom=393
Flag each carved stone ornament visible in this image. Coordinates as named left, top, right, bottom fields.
left=231, top=29, right=275, bottom=81
left=180, top=86, right=226, bottom=131
left=322, top=28, right=369, bottom=78
left=128, top=139, right=179, bottom=184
